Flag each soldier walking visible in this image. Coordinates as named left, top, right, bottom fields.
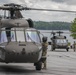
left=41, top=37, right=48, bottom=69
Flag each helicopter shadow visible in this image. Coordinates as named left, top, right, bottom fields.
left=0, top=64, right=37, bottom=74
left=50, top=49, right=68, bottom=52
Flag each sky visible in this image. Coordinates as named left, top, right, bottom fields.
left=0, top=0, right=76, bottom=22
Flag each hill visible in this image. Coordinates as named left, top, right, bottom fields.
left=34, top=21, right=72, bottom=30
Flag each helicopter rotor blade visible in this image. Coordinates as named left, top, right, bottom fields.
left=41, top=31, right=76, bottom=34
left=24, top=7, right=76, bottom=13
left=0, top=3, right=76, bottom=13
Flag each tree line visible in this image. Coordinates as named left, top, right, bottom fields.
left=34, top=21, right=71, bottom=30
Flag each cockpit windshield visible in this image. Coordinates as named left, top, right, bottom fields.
left=0, top=31, right=7, bottom=44
left=56, top=39, right=67, bottom=44
left=0, top=28, right=41, bottom=44
left=0, top=28, right=16, bottom=44
left=26, top=29, right=41, bottom=43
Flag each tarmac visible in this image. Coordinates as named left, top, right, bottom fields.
left=0, top=48, right=76, bottom=75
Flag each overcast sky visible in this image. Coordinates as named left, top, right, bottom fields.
left=0, top=0, right=76, bottom=22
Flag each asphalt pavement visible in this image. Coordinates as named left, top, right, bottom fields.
left=0, top=48, right=76, bottom=75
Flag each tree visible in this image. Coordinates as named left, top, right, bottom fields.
left=70, top=18, right=76, bottom=39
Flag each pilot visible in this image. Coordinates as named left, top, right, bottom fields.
left=41, top=37, right=48, bottom=69
left=5, top=28, right=11, bottom=42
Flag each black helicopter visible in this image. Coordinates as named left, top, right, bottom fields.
left=0, top=3, right=76, bottom=70
left=50, top=31, right=69, bottom=51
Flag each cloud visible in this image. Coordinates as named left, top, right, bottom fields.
left=52, top=0, right=76, bottom=5
left=52, top=0, right=64, bottom=3
left=22, top=10, right=75, bottom=22
left=0, top=0, right=23, bottom=4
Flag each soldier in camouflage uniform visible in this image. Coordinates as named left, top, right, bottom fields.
left=41, top=37, right=48, bottom=69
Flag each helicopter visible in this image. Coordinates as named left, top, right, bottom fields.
left=50, top=31, right=69, bottom=51
left=0, top=3, right=76, bottom=71
left=0, top=3, right=46, bottom=70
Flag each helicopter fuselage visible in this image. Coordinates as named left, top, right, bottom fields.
left=51, top=35, right=69, bottom=51
left=0, top=27, right=42, bottom=63
left=0, top=18, right=29, bottom=28
left=0, top=42, right=42, bottom=63
left=0, top=3, right=49, bottom=70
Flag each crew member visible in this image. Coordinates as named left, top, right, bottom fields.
left=41, top=37, right=48, bottom=69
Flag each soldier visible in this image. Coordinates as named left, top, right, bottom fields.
left=41, top=37, right=48, bottom=69
left=73, top=41, right=76, bottom=52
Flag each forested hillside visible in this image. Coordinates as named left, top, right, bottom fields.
left=34, top=21, right=71, bottom=30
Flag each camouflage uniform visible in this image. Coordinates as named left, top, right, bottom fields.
left=42, top=37, right=48, bottom=69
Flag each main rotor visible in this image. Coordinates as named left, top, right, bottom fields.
left=1, top=3, right=26, bottom=19
left=0, top=3, right=76, bottom=19
left=0, top=3, right=76, bottom=12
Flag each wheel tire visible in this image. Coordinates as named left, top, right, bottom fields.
left=35, top=62, right=42, bottom=70
left=51, top=47, right=55, bottom=51
left=66, top=48, right=69, bottom=52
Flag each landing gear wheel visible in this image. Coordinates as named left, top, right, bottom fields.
left=66, top=48, right=69, bottom=52
left=35, top=62, right=42, bottom=70
left=51, top=47, right=55, bottom=51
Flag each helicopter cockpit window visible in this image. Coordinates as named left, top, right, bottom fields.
left=26, top=29, right=41, bottom=43
left=56, top=39, right=67, bottom=44
left=0, top=31, right=7, bottom=43
left=16, top=28, right=25, bottom=42
left=11, top=31, right=16, bottom=41
left=0, top=28, right=16, bottom=43
left=5, top=28, right=16, bottom=42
